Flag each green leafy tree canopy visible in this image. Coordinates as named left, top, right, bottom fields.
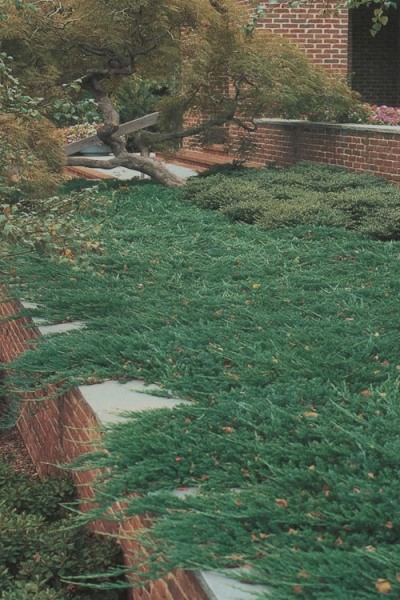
left=1, top=0, right=363, bottom=186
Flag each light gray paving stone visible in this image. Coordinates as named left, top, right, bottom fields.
left=20, top=301, right=40, bottom=310
left=166, top=164, right=198, bottom=178
left=171, top=486, right=199, bottom=498
left=32, top=317, right=50, bottom=326
left=20, top=301, right=86, bottom=334
left=149, top=487, right=199, bottom=499
left=198, top=571, right=270, bottom=600
left=37, top=321, right=86, bottom=335
left=78, top=379, right=188, bottom=424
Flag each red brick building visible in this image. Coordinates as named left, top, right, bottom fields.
left=175, top=2, right=400, bottom=183
left=240, top=0, right=400, bottom=106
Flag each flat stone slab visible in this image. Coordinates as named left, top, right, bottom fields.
left=198, top=571, right=270, bottom=600
left=79, top=379, right=188, bottom=423
left=20, top=301, right=40, bottom=310
left=36, top=321, right=86, bottom=335
left=20, top=301, right=86, bottom=336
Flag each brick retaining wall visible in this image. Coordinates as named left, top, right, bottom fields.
left=239, top=0, right=349, bottom=75
left=0, top=290, right=209, bottom=600
left=251, top=121, right=400, bottom=183
left=180, top=121, right=400, bottom=184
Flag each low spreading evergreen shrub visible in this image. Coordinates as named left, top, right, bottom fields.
left=183, top=162, right=400, bottom=239
left=183, top=176, right=265, bottom=209
left=3, top=168, right=400, bottom=599
left=200, top=180, right=266, bottom=210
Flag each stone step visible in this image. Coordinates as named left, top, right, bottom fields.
left=78, top=379, right=188, bottom=424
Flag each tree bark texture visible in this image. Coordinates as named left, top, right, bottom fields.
left=68, top=153, right=185, bottom=187
left=68, top=68, right=186, bottom=187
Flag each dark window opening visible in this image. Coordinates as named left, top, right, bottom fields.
left=349, top=6, right=400, bottom=105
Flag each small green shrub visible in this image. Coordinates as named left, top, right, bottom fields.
left=183, top=174, right=230, bottom=206
left=221, top=200, right=266, bottom=223
left=361, top=204, right=400, bottom=240
left=255, top=195, right=324, bottom=229
left=0, top=462, right=74, bottom=520
left=1, top=583, right=59, bottom=600
left=183, top=177, right=266, bottom=210
left=0, top=461, right=124, bottom=599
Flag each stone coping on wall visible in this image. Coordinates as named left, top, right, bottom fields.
left=254, top=118, right=400, bottom=135
left=78, top=378, right=189, bottom=423
left=197, top=571, right=270, bottom=600
left=20, top=301, right=86, bottom=336
left=17, top=299, right=270, bottom=600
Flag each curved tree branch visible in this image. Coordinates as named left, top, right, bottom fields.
left=67, top=153, right=185, bottom=187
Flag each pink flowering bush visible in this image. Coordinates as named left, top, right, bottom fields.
left=368, top=105, right=400, bottom=125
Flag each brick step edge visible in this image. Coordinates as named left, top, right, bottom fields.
left=157, top=151, right=260, bottom=170
left=64, top=166, right=114, bottom=180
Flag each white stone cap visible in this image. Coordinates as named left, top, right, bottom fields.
left=78, top=379, right=188, bottom=424
left=197, top=571, right=270, bottom=600
left=254, top=118, right=400, bottom=135
left=20, top=300, right=86, bottom=335
left=36, top=321, right=86, bottom=335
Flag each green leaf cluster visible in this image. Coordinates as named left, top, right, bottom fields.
left=0, top=185, right=109, bottom=261
left=0, top=53, right=42, bottom=118
left=0, top=461, right=124, bottom=599
left=0, top=113, right=65, bottom=203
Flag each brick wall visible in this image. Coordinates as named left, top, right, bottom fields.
left=238, top=0, right=400, bottom=106
left=238, top=0, right=349, bottom=75
left=0, top=291, right=209, bottom=600
left=0, top=293, right=37, bottom=362
left=180, top=121, right=400, bottom=184
left=247, top=121, right=400, bottom=183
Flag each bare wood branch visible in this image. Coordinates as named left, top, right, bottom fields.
left=68, top=153, right=185, bottom=188
left=65, top=113, right=159, bottom=155
left=140, top=110, right=238, bottom=145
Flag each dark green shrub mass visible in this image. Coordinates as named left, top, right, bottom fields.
left=0, top=461, right=124, bottom=599
left=183, top=162, right=400, bottom=239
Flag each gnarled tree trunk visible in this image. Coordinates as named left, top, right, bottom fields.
left=67, top=68, right=185, bottom=187
left=68, top=152, right=185, bottom=187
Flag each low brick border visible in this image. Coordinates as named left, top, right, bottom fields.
left=177, top=120, right=400, bottom=184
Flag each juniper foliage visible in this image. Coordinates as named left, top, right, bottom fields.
left=1, top=165, right=400, bottom=598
